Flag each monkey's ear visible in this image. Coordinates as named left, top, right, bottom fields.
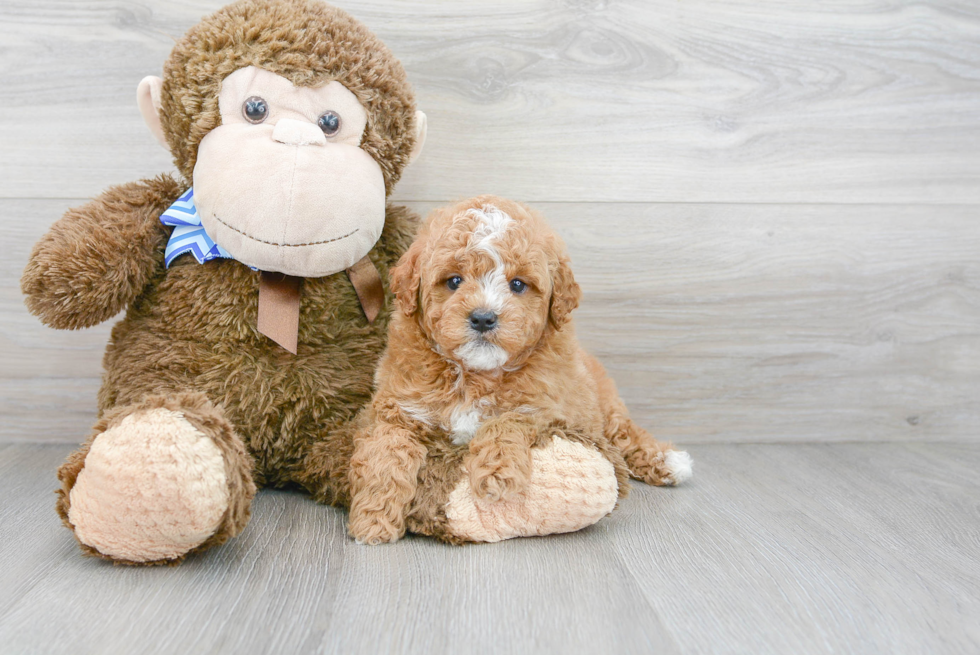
left=137, top=76, right=168, bottom=149
left=408, top=110, right=427, bottom=164
left=389, top=238, right=425, bottom=316
left=548, top=254, right=582, bottom=330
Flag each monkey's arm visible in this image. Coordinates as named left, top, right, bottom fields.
left=21, top=174, right=182, bottom=330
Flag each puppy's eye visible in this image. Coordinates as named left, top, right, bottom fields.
left=509, top=279, right=527, bottom=294
left=446, top=275, right=463, bottom=291
left=242, top=96, right=268, bottom=123
left=317, top=110, right=341, bottom=136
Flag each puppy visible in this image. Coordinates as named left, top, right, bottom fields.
left=348, top=196, right=692, bottom=545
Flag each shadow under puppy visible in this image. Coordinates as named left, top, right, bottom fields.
left=349, top=195, right=692, bottom=545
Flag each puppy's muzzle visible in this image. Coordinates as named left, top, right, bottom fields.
left=468, top=309, right=497, bottom=333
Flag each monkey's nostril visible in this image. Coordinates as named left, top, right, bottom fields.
left=468, top=309, right=497, bottom=333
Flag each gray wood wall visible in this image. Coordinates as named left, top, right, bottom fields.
left=2, top=0, right=978, bottom=444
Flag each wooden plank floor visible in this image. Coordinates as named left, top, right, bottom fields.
left=1, top=441, right=977, bottom=655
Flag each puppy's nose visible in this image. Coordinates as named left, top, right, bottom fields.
left=468, top=309, right=498, bottom=333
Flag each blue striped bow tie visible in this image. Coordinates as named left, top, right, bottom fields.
left=159, top=187, right=234, bottom=267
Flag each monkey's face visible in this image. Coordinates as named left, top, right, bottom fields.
left=191, top=66, right=386, bottom=277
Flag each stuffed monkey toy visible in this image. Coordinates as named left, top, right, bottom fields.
left=21, top=0, right=622, bottom=564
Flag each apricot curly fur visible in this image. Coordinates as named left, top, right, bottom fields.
left=464, top=413, right=536, bottom=502
left=349, top=424, right=428, bottom=544
left=582, top=353, right=681, bottom=486
left=349, top=196, right=672, bottom=543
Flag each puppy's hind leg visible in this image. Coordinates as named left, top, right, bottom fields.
left=610, top=416, right=693, bottom=487
left=582, top=352, right=693, bottom=486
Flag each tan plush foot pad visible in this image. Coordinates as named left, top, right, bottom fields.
left=68, top=408, right=230, bottom=562
left=444, top=436, right=619, bottom=543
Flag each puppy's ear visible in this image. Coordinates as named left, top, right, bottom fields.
left=548, top=253, right=582, bottom=329
left=389, top=239, right=424, bottom=316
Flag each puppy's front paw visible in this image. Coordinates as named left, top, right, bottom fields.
left=465, top=443, right=533, bottom=502
left=348, top=509, right=404, bottom=546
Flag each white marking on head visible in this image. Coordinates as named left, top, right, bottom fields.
left=449, top=405, right=484, bottom=444
left=478, top=269, right=509, bottom=314
left=663, top=450, right=694, bottom=485
left=454, top=340, right=509, bottom=371
left=466, top=205, right=513, bottom=250
left=466, top=205, right=513, bottom=314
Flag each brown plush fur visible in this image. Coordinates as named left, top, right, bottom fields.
left=347, top=196, right=674, bottom=545
left=21, top=0, right=472, bottom=561
left=28, top=173, right=425, bottom=510
left=22, top=175, right=180, bottom=330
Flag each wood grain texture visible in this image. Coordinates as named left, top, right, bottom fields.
left=556, top=202, right=980, bottom=443
left=0, top=0, right=978, bottom=202
left=4, top=199, right=977, bottom=444
left=1, top=442, right=977, bottom=654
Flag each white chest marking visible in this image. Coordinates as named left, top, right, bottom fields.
left=449, top=405, right=484, bottom=445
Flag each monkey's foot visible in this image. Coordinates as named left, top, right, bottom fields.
left=444, top=436, right=619, bottom=542
left=60, top=399, right=253, bottom=564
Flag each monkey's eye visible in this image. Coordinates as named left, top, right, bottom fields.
left=242, top=96, right=268, bottom=124
left=446, top=275, right=463, bottom=291
left=317, top=110, right=342, bottom=136
left=509, top=279, right=527, bottom=294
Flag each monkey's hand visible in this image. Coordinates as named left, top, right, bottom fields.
left=21, top=175, right=182, bottom=329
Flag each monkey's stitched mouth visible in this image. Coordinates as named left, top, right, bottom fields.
left=212, top=214, right=359, bottom=247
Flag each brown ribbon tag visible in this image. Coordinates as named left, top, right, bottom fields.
left=257, top=272, right=302, bottom=354
left=346, top=255, right=384, bottom=324
left=256, top=256, right=383, bottom=354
